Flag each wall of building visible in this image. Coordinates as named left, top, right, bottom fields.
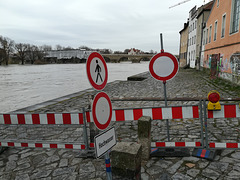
left=203, top=0, right=240, bottom=84
left=179, top=25, right=189, bottom=67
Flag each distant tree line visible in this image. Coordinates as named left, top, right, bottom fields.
left=0, top=35, right=154, bottom=65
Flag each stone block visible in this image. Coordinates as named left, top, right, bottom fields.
left=111, top=142, right=142, bottom=180
left=138, top=116, right=151, bottom=139
left=138, top=116, right=151, bottom=161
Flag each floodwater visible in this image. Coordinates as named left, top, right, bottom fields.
left=0, top=62, right=149, bottom=113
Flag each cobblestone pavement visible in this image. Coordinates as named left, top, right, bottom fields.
left=0, top=68, right=240, bottom=179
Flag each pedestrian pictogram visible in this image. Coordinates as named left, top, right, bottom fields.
left=95, top=60, right=103, bottom=83
left=86, top=52, right=108, bottom=90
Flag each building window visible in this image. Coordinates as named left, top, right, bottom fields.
left=206, top=28, right=208, bottom=44
left=221, top=14, right=226, bottom=37
left=203, top=30, right=205, bottom=45
left=209, top=26, right=212, bottom=43
left=230, top=0, right=240, bottom=34
left=217, top=0, right=220, bottom=7
left=214, top=21, right=218, bottom=41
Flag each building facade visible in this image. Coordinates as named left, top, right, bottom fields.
left=187, top=6, right=198, bottom=68
left=203, top=0, right=240, bottom=83
left=179, top=21, right=189, bottom=67
left=196, top=1, right=214, bottom=70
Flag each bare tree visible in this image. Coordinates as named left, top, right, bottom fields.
left=0, top=36, right=15, bottom=65
left=55, top=44, right=62, bottom=51
left=27, top=45, right=39, bottom=64
left=15, top=43, right=29, bottom=65
left=124, top=49, right=130, bottom=54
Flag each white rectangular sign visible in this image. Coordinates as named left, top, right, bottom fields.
left=94, top=127, right=116, bottom=158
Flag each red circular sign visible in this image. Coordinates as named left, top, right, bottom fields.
left=86, top=52, right=108, bottom=90
left=149, top=52, right=179, bottom=81
left=92, top=92, right=112, bottom=130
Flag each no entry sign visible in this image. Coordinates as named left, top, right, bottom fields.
left=149, top=52, right=179, bottom=82
left=86, top=52, right=108, bottom=90
left=92, top=92, right=112, bottom=130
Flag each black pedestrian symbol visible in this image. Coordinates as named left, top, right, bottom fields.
left=95, top=60, right=103, bottom=83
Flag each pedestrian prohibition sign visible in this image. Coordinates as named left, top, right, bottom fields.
left=92, top=92, right=112, bottom=130
left=86, top=52, right=108, bottom=90
left=149, top=52, right=179, bottom=82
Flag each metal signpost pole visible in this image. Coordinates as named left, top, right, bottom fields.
left=160, top=33, right=170, bottom=141
left=105, top=150, right=112, bottom=180
left=82, top=107, right=89, bottom=151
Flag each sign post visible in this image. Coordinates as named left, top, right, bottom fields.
left=86, top=52, right=114, bottom=180
left=149, top=34, right=179, bottom=141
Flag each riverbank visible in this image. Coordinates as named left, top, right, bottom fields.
left=1, top=68, right=240, bottom=179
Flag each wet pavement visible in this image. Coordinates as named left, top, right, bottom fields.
left=0, top=68, right=240, bottom=179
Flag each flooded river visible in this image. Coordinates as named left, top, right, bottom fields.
left=0, top=62, right=149, bottom=113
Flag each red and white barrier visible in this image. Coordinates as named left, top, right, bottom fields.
left=111, top=105, right=199, bottom=121
left=0, top=141, right=87, bottom=149
left=0, top=113, right=85, bottom=125
left=208, top=104, right=240, bottom=119
left=151, top=141, right=201, bottom=148
left=0, top=105, right=199, bottom=125
left=209, top=142, right=240, bottom=149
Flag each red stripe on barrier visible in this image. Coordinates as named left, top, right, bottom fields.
left=192, top=106, right=199, bottom=118
left=50, top=144, right=57, bottom=148
left=115, top=110, right=125, bottom=121
left=32, top=114, right=40, bottom=124
left=133, top=109, right=142, bottom=120
left=0, top=142, right=1, bottom=146
left=90, top=143, right=94, bottom=148
left=65, top=144, right=73, bottom=149
left=17, top=114, right=25, bottom=124
left=200, top=149, right=206, bottom=157
left=196, top=142, right=201, bottom=147
left=175, top=142, right=185, bottom=147
left=106, top=163, right=111, bottom=168
left=63, top=113, right=71, bottom=124
left=208, top=111, right=213, bottom=119
left=226, top=143, right=238, bottom=148
left=86, top=112, right=91, bottom=122
left=79, top=113, right=84, bottom=124
left=35, top=143, right=43, bottom=148
left=8, top=142, right=14, bottom=147
left=152, top=108, right=162, bottom=120
left=47, top=114, right=55, bottom=124
left=172, top=107, right=183, bottom=119
left=21, top=143, right=28, bottom=147
left=224, top=105, right=236, bottom=118
left=209, top=143, right=215, bottom=148
left=156, top=142, right=165, bottom=147
left=81, top=145, right=86, bottom=149
left=4, top=114, right=11, bottom=124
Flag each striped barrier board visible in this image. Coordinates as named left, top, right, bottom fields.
left=0, top=141, right=87, bottom=149
left=151, top=142, right=202, bottom=148
left=0, top=105, right=199, bottom=125
left=208, top=104, right=240, bottom=119
left=209, top=142, right=240, bottom=149
left=0, top=113, right=85, bottom=125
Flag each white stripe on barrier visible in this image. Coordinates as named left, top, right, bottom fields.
left=142, top=108, right=152, bottom=118
left=162, top=108, right=172, bottom=119
left=125, top=109, right=134, bottom=121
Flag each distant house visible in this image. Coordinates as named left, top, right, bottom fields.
left=203, top=0, right=240, bottom=84
left=179, top=21, right=189, bottom=67
left=128, top=48, right=142, bottom=55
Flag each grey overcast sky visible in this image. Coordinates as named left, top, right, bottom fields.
left=0, top=0, right=210, bottom=54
